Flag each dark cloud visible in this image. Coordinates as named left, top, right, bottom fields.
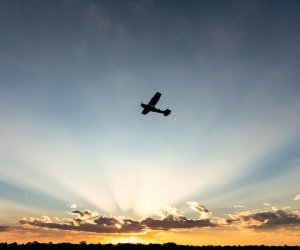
left=227, top=209, right=300, bottom=230
left=69, top=210, right=97, bottom=218
left=0, top=226, right=10, bottom=232
left=142, top=204, right=216, bottom=230
left=69, top=210, right=86, bottom=217
left=19, top=215, right=143, bottom=234
left=19, top=203, right=217, bottom=234
left=142, top=216, right=215, bottom=230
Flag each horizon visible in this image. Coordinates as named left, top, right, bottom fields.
left=1, top=241, right=299, bottom=246
left=0, top=0, right=299, bottom=246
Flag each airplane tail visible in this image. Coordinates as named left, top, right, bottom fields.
left=164, top=109, right=171, bottom=116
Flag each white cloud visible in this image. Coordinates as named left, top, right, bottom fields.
left=294, top=194, right=300, bottom=201
left=187, top=202, right=212, bottom=219
left=70, top=204, right=77, bottom=209
left=229, top=204, right=245, bottom=209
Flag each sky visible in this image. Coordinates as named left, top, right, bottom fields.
left=0, top=0, right=299, bottom=246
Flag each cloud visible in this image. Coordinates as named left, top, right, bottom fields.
left=19, top=203, right=217, bottom=234
left=141, top=217, right=215, bottom=230
left=142, top=204, right=216, bottom=230
left=69, top=210, right=98, bottom=218
left=294, top=194, right=300, bottom=201
left=19, top=202, right=300, bottom=234
left=187, top=202, right=212, bottom=219
left=153, top=206, right=183, bottom=220
left=226, top=208, right=300, bottom=230
left=229, top=204, right=246, bottom=209
left=0, top=226, right=10, bottom=232
left=70, top=204, right=77, bottom=209
left=19, top=215, right=142, bottom=234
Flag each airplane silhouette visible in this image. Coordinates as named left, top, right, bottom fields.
left=141, top=92, right=171, bottom=116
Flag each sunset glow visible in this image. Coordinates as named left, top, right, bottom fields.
left=0, top=0, right=299, bottom=246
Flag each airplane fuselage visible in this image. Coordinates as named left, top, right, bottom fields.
left=141, top=103, right=171, bottom=116
left=141, top=103, right=164, bottom=113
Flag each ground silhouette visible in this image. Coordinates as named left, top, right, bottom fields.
left=0, top=242, right=298, bottom=250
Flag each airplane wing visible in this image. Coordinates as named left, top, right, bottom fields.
left=148, top=92, right=161, bottom=106
left=142, top=109, right=150, bottom=115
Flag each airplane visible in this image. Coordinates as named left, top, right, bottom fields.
left=141, top=92, right=171, bottom=116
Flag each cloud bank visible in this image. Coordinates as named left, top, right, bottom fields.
left=19, top=202, right=300, bottom=234
left=19, top=202, right=217, bottom=234
left=227, top=208, right=300, bottom=230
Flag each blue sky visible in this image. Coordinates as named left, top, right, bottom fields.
left=0, top=0, right=299, bottom=244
